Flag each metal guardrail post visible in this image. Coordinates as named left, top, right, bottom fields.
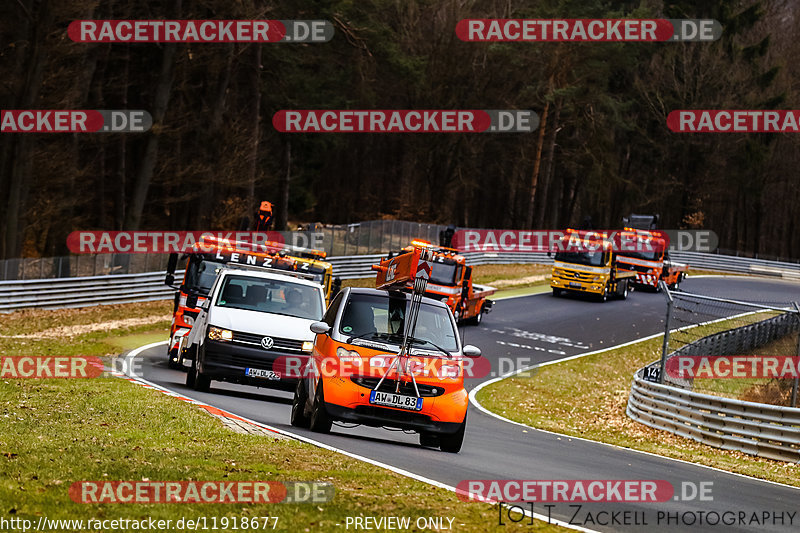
left=793, top=302, right=800, bottom=408
left=659, top=280, right=673, bottom=384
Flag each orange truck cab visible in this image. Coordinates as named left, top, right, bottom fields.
left=616, top=228, right=688, bottom=290
left=165, top=236, right=336, bottom=369
left=374, top=240, right=495, bottom=325
left=291, top=247, right=483, bottom=453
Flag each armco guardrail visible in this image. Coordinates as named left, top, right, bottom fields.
left=669, top=251, right=800, bottom=279
left=627, top=371, right=800, bottom=463
left=332, top=251, right=552, bottom=279
left=2, top=249, right=800, bottom=312
left=629, top=306, right=800, bottom=462
left=0, top=251, right=550, bottom=311
left=0, top=271, right=183, bottom=312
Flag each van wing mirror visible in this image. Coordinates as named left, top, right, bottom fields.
left=462, top=345, right=481, bottom=358
left=185, top=294, right=199, bottom=309
left=310, top=321, right=331, bottom=335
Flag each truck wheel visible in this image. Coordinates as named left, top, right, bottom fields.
left=439, top=414, right=466, bottom=453
left=618, top=280, right=629, bottom=300
left=467, top=309, right=483, bottom=326
left=552, top=288, right=562, bottom=297
left=309, top=380, right=332, bottom=433
left=290, top=379, right=311, bottom=428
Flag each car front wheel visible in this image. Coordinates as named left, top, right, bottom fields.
left=291, top=379, right=311, bottom=428
left=309, top=380, right=332, bottom=433
left=439, top=414, right=466, bottom=453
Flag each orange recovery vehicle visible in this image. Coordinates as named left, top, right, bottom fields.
left=372, top=240, right=495, bottom=325
left=164, top=236, right=337, bottom=369
left=291, top=245, right=482, bottom=453
left=616, top=228, right=689, bottom=290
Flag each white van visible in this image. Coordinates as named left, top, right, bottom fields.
left=184, top=267, right=326, bottom=393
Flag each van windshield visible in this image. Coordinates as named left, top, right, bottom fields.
left=215, top=275, right=323, bottom=321
left=339, top=293, right=458, bottom=352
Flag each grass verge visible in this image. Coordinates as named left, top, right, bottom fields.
left=0, top=302, right=564, bottom=532
left=476, top=328, right=800, bottom=487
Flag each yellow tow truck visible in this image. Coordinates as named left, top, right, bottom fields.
left=550, top=229, right=635, bottom=302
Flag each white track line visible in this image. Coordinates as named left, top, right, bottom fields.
left=468, top=317, right=800, bottom=492
left=122, top=341, right=595, bottom=532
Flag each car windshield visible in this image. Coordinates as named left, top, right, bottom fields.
left=215, top=275, right=323, bottom=320
left=184, top=259, right=225, bottom=294
left=554, top=251, right=607, bottom=267
left=338, top=293, right=459, bottom=352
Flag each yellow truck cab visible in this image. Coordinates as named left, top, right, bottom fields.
left=550, top=230, right=635, bottom=302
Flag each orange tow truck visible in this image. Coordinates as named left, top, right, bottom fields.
left=164, top=236, right=337, bottom=369
left=372, top=240, right=495, bottom=325
left=617, top=228, right=688, bottom=290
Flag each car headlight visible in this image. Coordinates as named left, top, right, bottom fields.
left=302, top=341, right=314, bottom=353
left=336, top=346, right=361, bottom=363
left=208, top=327, right=233, bottom=342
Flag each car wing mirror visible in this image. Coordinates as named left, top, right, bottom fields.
left=462, top=344, right=481, bottom=358
left=185, top=294, right=199, bottom=309
left=310, top=321, right=331, bottom=335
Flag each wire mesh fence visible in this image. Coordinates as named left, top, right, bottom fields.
left=650, top=284, right=800, bottom=407
left=0, top=220, right=448, bottom=281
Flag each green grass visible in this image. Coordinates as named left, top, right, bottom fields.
left=472, top=264, right=552, bottom=288
left=476, top=324, right=800, bottom=486
left=687, top=329, right=799, bottom=406
left=0, top=302, right=564, bottom=532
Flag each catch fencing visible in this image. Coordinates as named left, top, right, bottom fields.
left=627, top=284, right=800, bottom=462
left=5, top=247, right=800, bottom=312
left=5, top=217, right=800, bottom=281
left=0, top=251, right=546, bottom=311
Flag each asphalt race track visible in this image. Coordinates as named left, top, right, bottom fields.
left=133, top=276, right=800, bottom=532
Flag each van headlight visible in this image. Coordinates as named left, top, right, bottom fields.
left=302, top=341, right=314, bottom=353
left=208, top=327, right=233, bottom=342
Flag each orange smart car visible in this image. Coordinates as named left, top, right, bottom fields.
left=290, top=287, right=482, bottom=453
